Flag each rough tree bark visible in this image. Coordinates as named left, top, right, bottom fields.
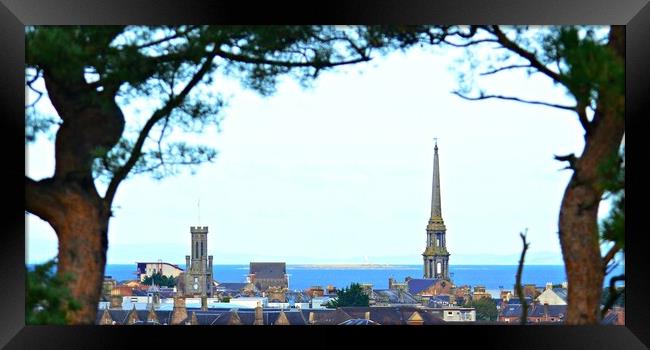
left=558, top=26, right=625, bottom=324
left=26, top=68, right=124, bottom=324
left=26, top=39, right=220, bottom=323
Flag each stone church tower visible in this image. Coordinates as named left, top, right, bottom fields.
left=183, top=226, right=214, bottom=297
left=423, top=140, right=450, bottom=280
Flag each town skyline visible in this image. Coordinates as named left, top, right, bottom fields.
left=26, top=43, right=613, bottom=266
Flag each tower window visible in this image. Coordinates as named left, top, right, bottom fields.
left=200, top=241, right=203, bottom=258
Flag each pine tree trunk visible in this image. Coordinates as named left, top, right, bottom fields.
left=26, top=69, right=124, bottom=324
left=49, top=186, right=110, bottom=324
left=559, top=26, right=624, bottom=325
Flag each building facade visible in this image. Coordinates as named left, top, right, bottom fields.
left=423, top=141, right=450, bottom=280
left=182, top=226, right=214, bottom=297
left=136, top=261, right=184, bottom=282
left=248, top=262, right=289, bottom=291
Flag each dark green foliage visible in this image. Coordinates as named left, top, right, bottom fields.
left=542, top=27, right=624, bottom=110
left=325, top=283, right=369, bottom=308
left=464, top=298, right=498, bottom=321
left=26, top=25, right=389, bottom=325
left=601, top=287, right=624, bottom=307
left=26, top=259, right=81, bottom=325
left=26, top=26, right=382, bottom=184
left=600, top=148, right=624, bottom=251
left=142, top=272, right=176, bottom=287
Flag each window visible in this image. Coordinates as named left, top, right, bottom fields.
left=437, top=262, right=442, bottom=274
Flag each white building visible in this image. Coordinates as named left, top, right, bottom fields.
left=433, top=306, right=476, bottom=322
left=311, top=296, right=334, bottom=309
left=228, top=297, right=268, bottom=309
left=536, top=282, right=568, bottom=306
left=268, top=302, right=291, bottom=309
left=136, top=261, right=184, bottom=282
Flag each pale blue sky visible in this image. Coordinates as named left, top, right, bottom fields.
left=26, top=40, right=615, bottom=265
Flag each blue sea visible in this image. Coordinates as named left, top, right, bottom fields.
left=26, top=263, right=624, bottom=297
left=100, top=264, right=624, bottom=297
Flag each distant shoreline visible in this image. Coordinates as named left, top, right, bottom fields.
left=291, top=264, right=407, bottom=269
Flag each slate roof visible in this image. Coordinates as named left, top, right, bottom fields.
left=339, top=319, right=379, bottom=325
left=132, top=289, right=148, bottom=296
left=551, top=288, right=568, bottom=302
left=95, top=309, right=175, bottom=325
left=97, top=305, right=451, bottom=325
left=264, top=310, right=307, bottom=325
left=249, top=262, right=286, bottom=279
left=407, top=279, right=437, bottom=294
left=506, top=297, right=533, bottom=305
left=372, top=289, right=419, bottom=304
left=286, top=291, right=310, bottom=302
left=301, top=309, right=352, bottom=325
left=499, top=304, right=566, bottom=320
left=601, top=309, right=624, bottom=325
left=601, top=312, right=618, bottom=325
left=500, top=304, right=529, bottom=318
left=529, top=305, right=567, bottom=318
left=430, top=295, right=451, bottom=302
left=341, top=306, right=445, bottom=325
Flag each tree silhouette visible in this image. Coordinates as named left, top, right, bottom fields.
left=25, top=26, right=383, bottom=324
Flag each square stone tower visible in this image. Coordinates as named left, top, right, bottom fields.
left=183, top=226, right=214, bottom=297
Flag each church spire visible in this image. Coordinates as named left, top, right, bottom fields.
left=430, top=138, right=442, bottom=218
left=423, top=139, right=450, bottom=280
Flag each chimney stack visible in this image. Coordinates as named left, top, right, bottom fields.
left=109, top=288, right=123, bottom=309
left=171, top=296, right=188, bottom=325
left=254, top=302, right=264, bottom=325
left=543, top=304, right=549, bottom=321
left=309, top=312, right=315, bottom=324
left=545, top=282, right=553, bottom=291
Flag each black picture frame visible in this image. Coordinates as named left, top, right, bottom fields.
left=2, top=0, right=649, bottom=348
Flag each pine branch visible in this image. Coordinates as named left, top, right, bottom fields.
left=602, top=243, right=621, bottom=268
left=489, top=26, right=564, bottom=85
left=104, top=47, right=219, bottom=205
left=554, top=153, right=578, bottom=170
left=600, top=274, right=624, bottom=319
left=479, top=64, right=532, bottom=76
left=25, top=176, right=65, bottom=226
left=452, top=91, right=576, bottom=111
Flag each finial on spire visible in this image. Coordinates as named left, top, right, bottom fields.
left=197, top=198, right=201, bottom=225
left=430, top=139, right=442, bottom=218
